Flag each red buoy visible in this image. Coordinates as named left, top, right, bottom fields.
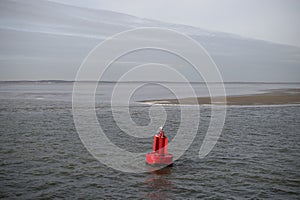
left=146, top=127, right=173, bottom=166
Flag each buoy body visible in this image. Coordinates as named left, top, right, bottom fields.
left=146, top=128, right=173, bottom=166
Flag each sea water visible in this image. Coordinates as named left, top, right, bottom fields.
left=0, top=82, right=299, bottom=199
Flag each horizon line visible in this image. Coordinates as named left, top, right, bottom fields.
left=1, top=80, right=300, bottom=84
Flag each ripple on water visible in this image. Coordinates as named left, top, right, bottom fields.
left=0, top=98, right=299, bottom=199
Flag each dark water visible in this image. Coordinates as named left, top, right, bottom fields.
left=0, top=82, right=300, bottom=199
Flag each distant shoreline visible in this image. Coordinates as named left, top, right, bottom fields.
left=1, top=80, right=300, bottom=84
left=139, top=89, right=300, bottom=105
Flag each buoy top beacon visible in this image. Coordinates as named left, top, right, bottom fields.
left=146, top=127, right=173, bottom=166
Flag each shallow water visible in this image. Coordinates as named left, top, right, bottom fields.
left=0, top=82, right=299, bottom=199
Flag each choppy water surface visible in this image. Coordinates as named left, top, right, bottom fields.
left=0, top=82, right=299, bottom=199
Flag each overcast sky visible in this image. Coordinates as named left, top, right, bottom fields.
left=0, top=0, right=299, bottom=81
left=50, top=0, right=300, bottom=47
